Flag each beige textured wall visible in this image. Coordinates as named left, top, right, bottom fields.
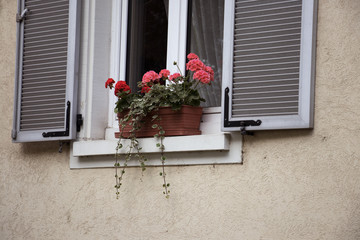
left=1, top=0, right=360, bottom=239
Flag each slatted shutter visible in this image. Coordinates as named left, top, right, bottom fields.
left=12, top=0, right=81, bottom=142
left=222, top=0, right=317, bottom=131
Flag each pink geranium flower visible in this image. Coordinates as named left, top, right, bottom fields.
left=193, top=70, right=211, bottom=84
left=159, top=69, right=170, bottom=79
left=142, top=70, right=160, bottom=84
left=187, top=53, right=199, bottom=60
left=169, top=73, right=181, bottom=81
left=186, top=59, right=205, bottom=72
left=204, top=66, right=214, bottom=81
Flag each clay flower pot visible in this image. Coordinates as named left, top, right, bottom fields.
left=115, top=105, right=203, bottom=138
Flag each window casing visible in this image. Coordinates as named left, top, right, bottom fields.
left=69, top=0, right=317, bottom=168
left=71, top=0, right=237, bottom=168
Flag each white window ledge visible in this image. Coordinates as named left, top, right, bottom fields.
left=70, top=133, right=242, bottom=169
left=73, top=133, right=230, bottom=156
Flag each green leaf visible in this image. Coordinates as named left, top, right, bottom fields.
left=152, top=124, right=158, bottom=129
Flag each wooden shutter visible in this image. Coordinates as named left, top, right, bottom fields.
left=12, top=0, right=81, bottom=142
left=221, top=0, right=317, bottom=131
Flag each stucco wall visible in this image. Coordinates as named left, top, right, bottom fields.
left=1, top=0, right=360, bottom=239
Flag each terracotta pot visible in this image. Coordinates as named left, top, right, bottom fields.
left=115, top=105, right=203, bottom=138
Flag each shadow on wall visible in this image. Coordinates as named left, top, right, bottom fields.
left=243, top=129, right=314, bottom=143
left=20, top=141, right=70, bottom=155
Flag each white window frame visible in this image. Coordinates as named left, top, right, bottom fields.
left=70, top=0, right=242, bottom=169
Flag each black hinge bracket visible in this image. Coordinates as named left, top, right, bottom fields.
left=224, top=87, right=262, bottom=135
left=43, top=101, right=71, bottom=138
left=239, top=120, right=262, bottom=135
left=16, top=8, right=29, bottom=22
left=76, top=114, right=83, bottom=132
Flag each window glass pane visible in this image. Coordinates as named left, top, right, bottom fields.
left=188, top=0, right=224, bottom=107
left=126, top=0, right=169, bottom=91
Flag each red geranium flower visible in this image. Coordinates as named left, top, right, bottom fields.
left=187, top=53, right=199, bottom=60
left=159, top=69, right=170, bottom=79
left=142, top=70, right=160, bottom=84
left=169, top=73, right=181, bottom=81
left=141, top=85, right=151, bottom=93
left=105, top=78, right=115, bottom=89
left=193, top=70, right=210, bottom=84
left=186, top=59, right=205, bottom=72
left=114, top=81, right=131, bottom=96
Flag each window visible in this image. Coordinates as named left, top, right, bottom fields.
left=71, top=0, right=237, bottom=168
left=188, top=0, right=224, bottom=107
left=126, top=0, right=169, bottom=92
left=13, top=0, right=317, bottom=167
left=121, top=0, right=224, bottom=105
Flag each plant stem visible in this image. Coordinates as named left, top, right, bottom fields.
left=175, top=62, right=183, bottom=76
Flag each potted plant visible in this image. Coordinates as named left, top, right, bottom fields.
left=105, top=53, right=214, bottom=198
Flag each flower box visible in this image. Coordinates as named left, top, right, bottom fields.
left=115, top=105, right=202, bottom=138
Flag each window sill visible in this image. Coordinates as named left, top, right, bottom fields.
left=70, top=132, right=242, bottom=169
left=73, top=133, right=230, bottom=156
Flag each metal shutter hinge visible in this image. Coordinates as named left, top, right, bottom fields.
left=16, top=8, right=29, bottom=23
left=239, top=120, right=262, bottom=136
left=223, top=87, right=262, bottom=135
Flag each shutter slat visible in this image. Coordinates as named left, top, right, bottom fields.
left=234, top=78, right=299, bottom=88
left=234, top=83, right=299, bottom=91
left=233, top=95, right=299, bottom=105
left=24, top=32, right=68, bottom=41
left=234, top=44, right=300, bottom=53
left=25, top=28, right=68, bottom=37
left=22, top=75, right=66, bottom=83
left=22, top=84, right=66, bottom=94
left=235, top=55, right=299, bottom=64
left=22, top=60, right=67, bottom=69
left=233, top=66, right=299, bottom=75
left=233, top=89, right=298, bottom=97
left=22, top=103, right=65, bottom=111
left=234, top=60, right=299, bottom=69
left=234, top=27, right=301, bottom=38
left=21, top=112, right=65, bottom=120
left=23, top=38, right=68, bottom=49
left=234, top=33, right=300, bottom=44
left=236, top=0, right=300, bottom=9
left=235, top=15, right=300, bottom=27
left=23, top=69, right=67, bottom=78
left=234, top=72, right=299, bottom=80
left=235, top=10, right=301, bottom=22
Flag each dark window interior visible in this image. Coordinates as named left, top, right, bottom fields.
left=126, top=0, right=169, bottom=91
